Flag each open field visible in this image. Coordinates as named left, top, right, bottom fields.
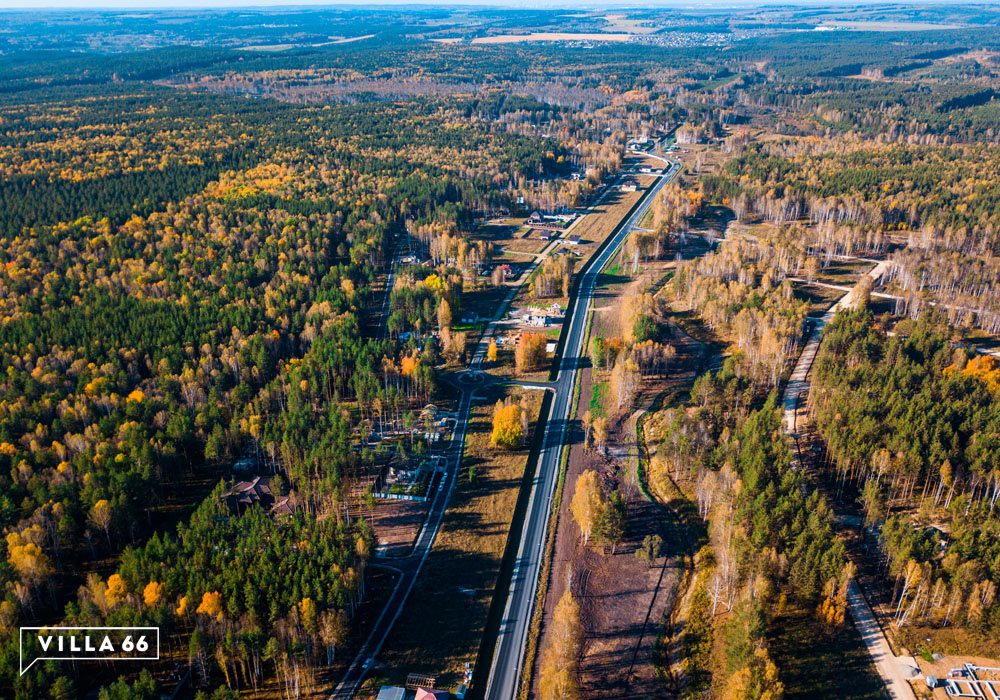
left=376, top=386, right=544, bottom=691
left=570, top=176, right=652, bottom=252
left=602, top=14, right=660, bottom=34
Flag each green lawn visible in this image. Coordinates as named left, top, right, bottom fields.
left=590, top=380, right=607, bottom=417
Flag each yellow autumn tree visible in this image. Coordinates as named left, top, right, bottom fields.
left=486, top=338, right=498, bottom=364
left=722, top=645, right=784, bottom=700
left=945, top=354, right=1000, bottom=391
left=5, top=530, right=54, bottom=589
left=299, top=597, right=318, bottom=635
left=105, top=574, right=127, bottom=606
left=143, top=581, right=163, bottom=608
left=570, top=470, right=606, bottom=544
left=816, top=595, right=845, bottom=629
left=537, top=590, right=581, bottom=700
left=89, top=499, right=113, bottom=545
left=591, top=416, right=609, bottom=455
left=491, top=401, right=524, bottom=448
left=196, top=590, right=224, bottom=620
left=515, top=332, right=548, bottom=372
left=175, top=595, right=189, bottom=617
left=340, top=278, right=356, bottom=298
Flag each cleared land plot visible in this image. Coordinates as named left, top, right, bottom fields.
left=377, top=386, right=544, bottom=689
left=813, top=258, right=877, bottom=286
left=372, top=498, right=429, bottom=558
left=570, top=176, right=651, bottom=255
left=475, top=222, right=548, bottom=255
left=793, top=284, right=848, bottom=316
left=770, top=607, right=890, bottom=700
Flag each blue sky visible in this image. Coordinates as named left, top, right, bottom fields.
left=1, top=0, right=854, bottom=8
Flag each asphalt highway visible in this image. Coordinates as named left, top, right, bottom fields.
left=482, top=156, right=679, bottom=700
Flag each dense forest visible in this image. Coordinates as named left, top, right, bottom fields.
left=810, top=310, right=1000, bottom=641
left=0, top=74, right=573, bottom=698
left=647, top=367, right=848, bottom=699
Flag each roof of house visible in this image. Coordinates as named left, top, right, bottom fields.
left=270, top=495, right=298, bottom=519
left=376, top=687, right=407, bottom=700
left=221, top=476, right=273, bottom=510
left=414, top=690, right=450, bottom=700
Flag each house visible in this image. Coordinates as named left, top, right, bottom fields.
left=526, top=315, right=550, bottom=327
left=270, top=495, right=299, bottom=520
left=566, top=234, right=581, bottom=245
left=538, top=230, right=552, bottom=241
left=376, top=687, right=407, bottom=700
left=460, top=311, right=479, bottom=324
left=525, top=211, right=568, bottom=233
left=220, top=476, right=273, bottom=515
left=415, top=690, right=450, bottom=700
left=619, top=178, right=639, bottom=192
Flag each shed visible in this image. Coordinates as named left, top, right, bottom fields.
left=377, top=687, right=407, bottom=700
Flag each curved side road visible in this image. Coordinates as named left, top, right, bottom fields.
left=781, top=258, right=913, bottom=700
left=482, top=156, right=680, bottom=700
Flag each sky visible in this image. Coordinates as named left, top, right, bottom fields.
left=0, top=0, right=900, bottom=8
